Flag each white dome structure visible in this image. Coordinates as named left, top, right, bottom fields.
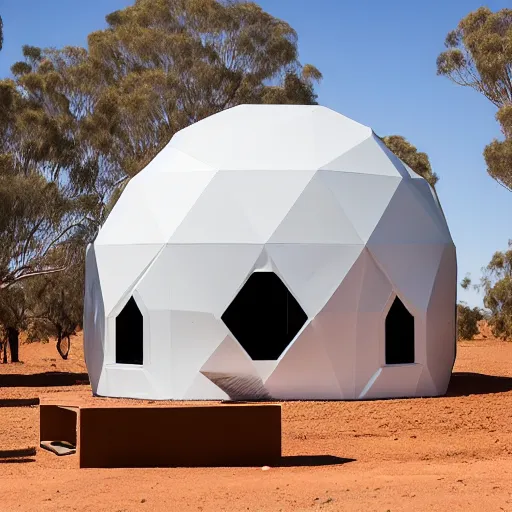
left=84, top=105, right=457, bottom=401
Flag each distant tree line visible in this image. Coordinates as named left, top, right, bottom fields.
left=460, top=241, right=512, bottom=341
left=0, top=2, right=510, bottom=361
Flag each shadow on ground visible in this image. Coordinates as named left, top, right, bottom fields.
left=278, top=455, right=355, bottom=467
left=0, top=372, right=89, bottom=387
left=0, top=459, right=35, bottom=464
left=0, top=398, right=40, bottom=407
left=447, top=372, right=512, bottom=397
left=0, top=448, right=36, bottom=459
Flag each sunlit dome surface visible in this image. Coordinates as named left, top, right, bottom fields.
left=84, top=105, right=457, bottom=401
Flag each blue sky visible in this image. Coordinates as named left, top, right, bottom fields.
left=1, top=0, right=510, bottom=307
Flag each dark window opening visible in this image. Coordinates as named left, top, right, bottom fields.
left=116, top=297, right=143, bottom=365
left=385, top=296, right=415, bottom=364
left=221, top=272, right=307, bottom=360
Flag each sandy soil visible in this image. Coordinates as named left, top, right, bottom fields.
left=0, top=332, right=511, bottom=512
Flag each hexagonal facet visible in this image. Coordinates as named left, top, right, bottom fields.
left=221, top=272, right=307, bottom=360
left=116, top=297, right=143, bottom=365
left=385, top=297, right=414, bottom=365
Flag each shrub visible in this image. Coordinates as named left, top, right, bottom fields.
left=457, top=303, right=483, bottom=340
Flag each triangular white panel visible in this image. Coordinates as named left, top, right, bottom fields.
left=134, top=250, right=173, bottom=311
left=83, top=245, right=105, bottom=394
left=412, top=315, right=428, bottom=366
left=198, top=336, right=269, bottom=400
left=144, top=310, right=172, bottom=394
left=269, top=174, right=363, bottom=244
left=319, top=133, right=407, bottom=178
left=358, top=364, right=424, bottom=399
left=353, top=311, right=383, bottom=397
left=170, top=311, right=229, bottom=399
left=138, top=171, right=217, bottom=241
left=306, top=107, right=373, bottom=168
left=183, top=372, right=228, bottom=400
left=94, top=180, right=168, bottom=245
left=406, top=179, right=452, bottom=241
left=267, top=243, right=364, bottom=317
left=167, top=244, right=263, bottom=315
left=251, top=247, right=274, bottom=272
left=357, top=250, right=393, bottom=313
left=320, top=249, right=366, bottom=314
left=170, top=105, right=371, bottom=171
left=415, top=366, right=437, bottom=397
left=252, top=361, right=278, bottom=383
left=309, top=251, right=368, bottom=396
left=146, top=146, right=215, bottom=174
left=220, top=170, right=316, bottom=243
left=311, top=311, right=358, bottom=397
left=373, top=136, right=409, bottom=177
left=401, top=162, right=448, bottom=224
left=170, top=172, right=261, bottom=243
left=318, top=171, right=402, bottom=242
left=425, top=245, right=457, bottom=395
left=94, top=244, right=164, bottom=317
left=103, top=366, right=158, bottom=400
left=402, top=162, right=423, bottom=180
left=368, top=181, right=449, bottom=244
left=265, top=323, right=342, bottom=400
left=367, top=242, right=447, bottom=314
left=169, top=105, right=314, bottom=171
left=200, top=336, right=257, bottom=376
left=354, top=250, right=393, bottom=396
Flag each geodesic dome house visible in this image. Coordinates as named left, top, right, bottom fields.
left=84, top=105, right=457, bottom=401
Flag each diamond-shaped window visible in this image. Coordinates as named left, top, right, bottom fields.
left=221, top=272, right=307, bottom=360
left=385, top=296, right=414, bottom=364
left=116, top=297, right=143, bottom=365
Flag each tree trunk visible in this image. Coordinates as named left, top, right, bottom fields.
left=56, top=327, right=70, bottom=360
left=7, top=327, right=19, bottom=363
left=2, top=338, right=7, bottom=364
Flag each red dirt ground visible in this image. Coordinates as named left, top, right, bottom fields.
left=1, top=332, right=512, bottom=512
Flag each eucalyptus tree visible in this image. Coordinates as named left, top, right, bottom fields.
left=0, top=78, right=86, bottom=290
left=11, top=0, right=322, bottom=227
left=381, top=135, right=438, bottom=187
left=25, top=255, right=84, bottom=360
left=437, top=7, right=512, bottom=191
left=0, top=76, right=85, bottom=360
left=0, top=0, right=322, bottom=361
left=481, top=241, right=512, bottom=340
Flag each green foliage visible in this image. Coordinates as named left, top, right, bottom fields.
left=0, top=285, right=28, bottom=334
left=381, top=135, right=438, bottom=187
left=484, top=136, right=512, bottom=191
left=457, top=303, right=483, bottom=340
left=0, top=0, right=321, bottom=361
left=461, top=275, right=472, bottom=290
left=437, top=7, right=512, bottom=191
left=0, top=78, right=85, bottom=291
left=25, top=257, right=84, bottom=359
left=0, top=284, right=28, bottom=362
left=481, top=240, right=512, bottom=339
left=8, top=0, right=321, bottom=230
